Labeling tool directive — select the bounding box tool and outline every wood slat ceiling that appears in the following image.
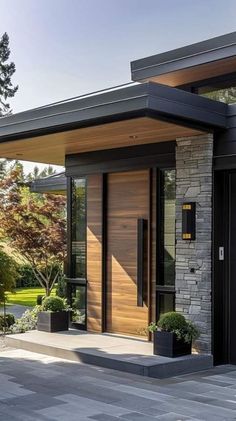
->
[0,116,204,165]
[145,56,236,87]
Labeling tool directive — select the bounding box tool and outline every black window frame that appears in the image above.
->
[66,175,87,330]
[156,168,176,321]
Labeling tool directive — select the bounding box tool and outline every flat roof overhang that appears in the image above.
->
[30,172,66,195]
[0,82,227,165]
[131,32,236,87]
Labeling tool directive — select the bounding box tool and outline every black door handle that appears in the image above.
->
[137,218,147,307]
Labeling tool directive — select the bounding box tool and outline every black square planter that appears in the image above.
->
[153,331,192,357]
[37,311,69,332]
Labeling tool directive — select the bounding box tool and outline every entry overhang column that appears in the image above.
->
[175,133,213,354]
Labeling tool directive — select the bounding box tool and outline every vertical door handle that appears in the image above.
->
[137,218,147,307]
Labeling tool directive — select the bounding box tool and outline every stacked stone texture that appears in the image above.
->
[175,134,213,354]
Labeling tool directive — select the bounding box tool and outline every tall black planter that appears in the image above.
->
[37,311,69,332]
[153,331,191,357]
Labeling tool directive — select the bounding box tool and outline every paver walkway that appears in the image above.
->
[0,348,236,420]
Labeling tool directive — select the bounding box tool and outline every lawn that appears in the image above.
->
[6,287,56,307]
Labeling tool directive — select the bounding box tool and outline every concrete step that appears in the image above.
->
[7,330,213,379]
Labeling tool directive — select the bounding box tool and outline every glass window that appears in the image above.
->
[156,169,176,320]
[71,178,86,279]
[162,170,176,286]
[70,284,86,326]
[157,292,175,317]
[199,86,236,104]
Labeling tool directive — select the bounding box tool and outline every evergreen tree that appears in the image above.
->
[26,165,56,181]
[0,32,18,116]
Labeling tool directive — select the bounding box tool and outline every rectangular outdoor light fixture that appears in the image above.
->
[182,202,196,240]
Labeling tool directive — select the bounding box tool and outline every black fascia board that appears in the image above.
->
[146,82,227,129]
[131,32,236,82]
[0,82,227,145]
[0,83,149,141]
[226,103,236,118]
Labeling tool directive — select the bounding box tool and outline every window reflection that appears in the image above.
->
[157,169,176,319]
[199,86,236,104]
[71,178,86,278]
[70,284,86,326]
[158,292,175,316]
[163,170,176,286]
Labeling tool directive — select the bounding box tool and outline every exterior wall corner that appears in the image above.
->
[175,133,213,354]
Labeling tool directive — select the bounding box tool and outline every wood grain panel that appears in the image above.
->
[87,174,103,332]
[146,56,236,87]
[0,117,203,165]
[107,170,149,337]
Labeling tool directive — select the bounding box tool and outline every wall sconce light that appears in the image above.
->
[182,202,196,240]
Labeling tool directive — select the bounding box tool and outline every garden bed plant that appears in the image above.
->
[0,313,15,333]
[10,306,41,334]
[37,296,70,332]
[148,312,199,357]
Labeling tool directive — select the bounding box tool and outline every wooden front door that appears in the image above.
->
[106,170,150,336]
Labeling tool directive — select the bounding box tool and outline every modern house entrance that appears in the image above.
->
[66,153,178,338]
[2,31,236,365]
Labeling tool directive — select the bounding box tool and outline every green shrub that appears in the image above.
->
[56,274,66,298]
[42,296,66,312]
[148,311,200,344]
[158,312,187,332]
[0,313,15,330]
[5,313,15,327]
[183,319,200,344]
[0,250,19,301]
[10,306,41,334]
[17,264,39,288]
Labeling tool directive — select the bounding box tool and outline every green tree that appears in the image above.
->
[0,32,18,116]
[26,165,56,181]
[0,166,66,296]
[0,249,18,301]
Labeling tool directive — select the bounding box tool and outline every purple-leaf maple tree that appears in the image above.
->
[0,166,66,296]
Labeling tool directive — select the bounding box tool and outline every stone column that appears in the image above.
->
[175,134,213,354]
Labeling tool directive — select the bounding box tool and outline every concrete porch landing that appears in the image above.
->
[7,329,213,378]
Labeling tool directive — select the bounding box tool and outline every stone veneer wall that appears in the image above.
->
[175,134,213,354]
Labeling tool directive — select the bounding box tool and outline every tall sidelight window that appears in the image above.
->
[70,284,86,327]
[68,177,87,329]
[71,178,86,279]
[156,169,176,319]
[163,170,176,286]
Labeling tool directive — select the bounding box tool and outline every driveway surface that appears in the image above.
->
[0,304,30,319]
[1,348,236,420]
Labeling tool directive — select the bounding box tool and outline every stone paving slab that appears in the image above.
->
[7,329,213,378]
[0,349,236,420]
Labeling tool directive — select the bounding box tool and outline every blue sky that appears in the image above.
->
[1,0,236,172]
